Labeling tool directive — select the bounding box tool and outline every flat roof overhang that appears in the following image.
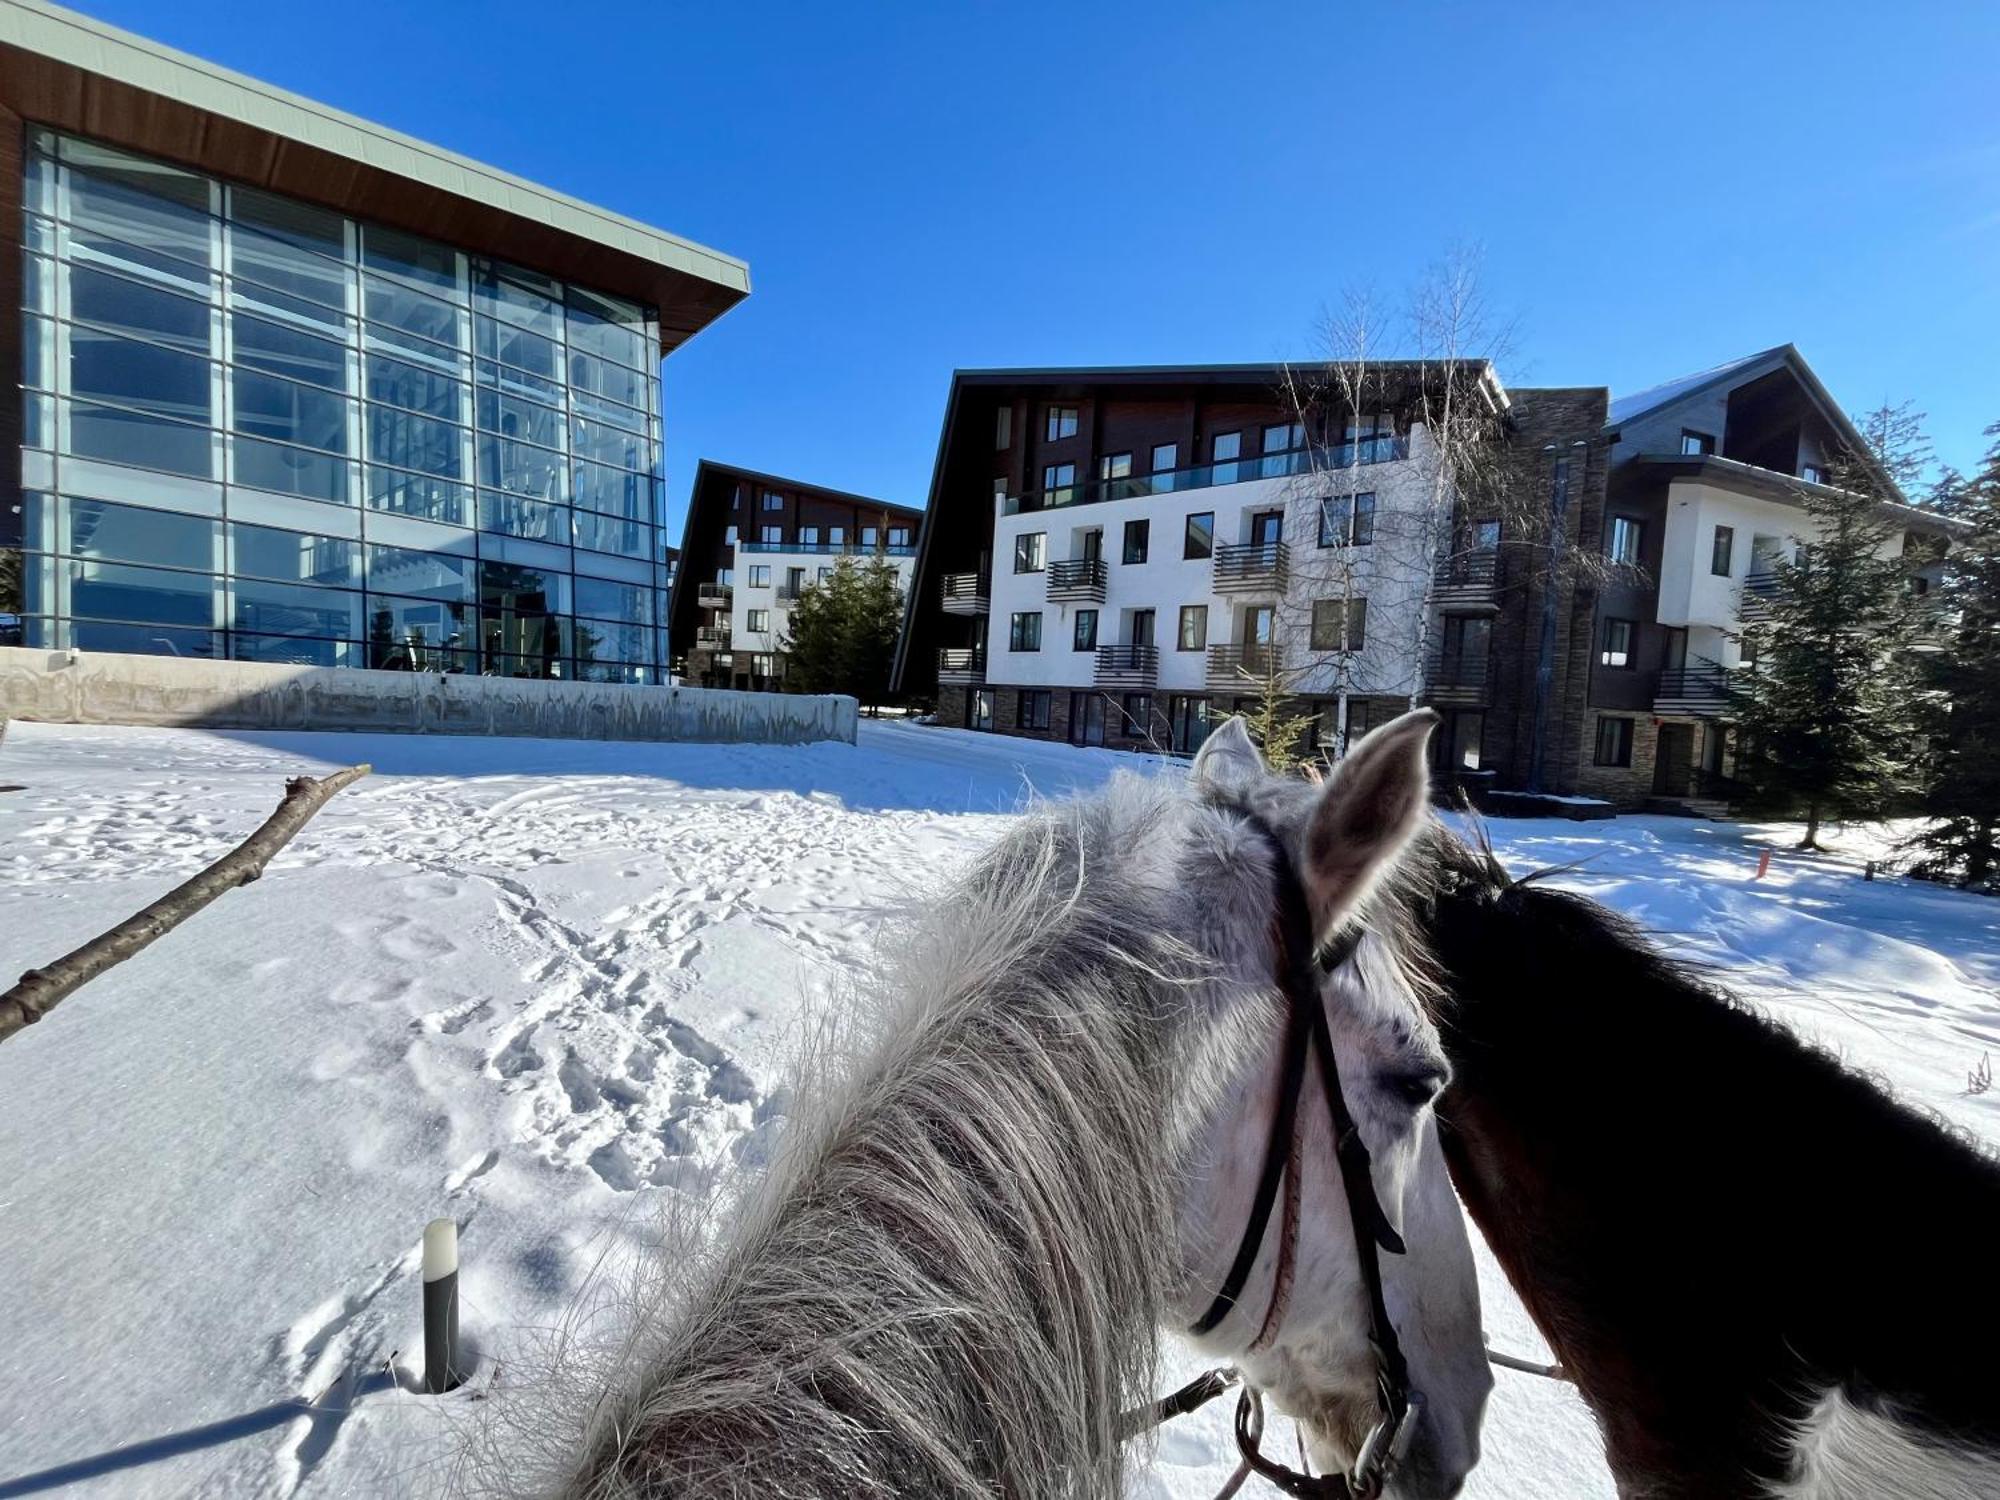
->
[0,0,750,354]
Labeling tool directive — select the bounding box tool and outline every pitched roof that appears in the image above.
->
[1604,346,1791,428]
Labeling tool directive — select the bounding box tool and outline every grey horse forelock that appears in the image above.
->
[547,773,1228,1500]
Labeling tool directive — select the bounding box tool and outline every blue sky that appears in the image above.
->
[69,0,2000,536]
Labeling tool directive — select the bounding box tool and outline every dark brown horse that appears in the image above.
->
[1418,830,2000,1498]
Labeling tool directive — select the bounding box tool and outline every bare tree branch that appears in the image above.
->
[0,764,372,1043]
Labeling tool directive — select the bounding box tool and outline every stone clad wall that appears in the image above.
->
[0,648,856,746]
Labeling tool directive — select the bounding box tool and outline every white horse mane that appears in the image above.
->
[542,771,1229,1499]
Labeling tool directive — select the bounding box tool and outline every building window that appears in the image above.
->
[760,525,782,544]
[1019,688,1052,730]
[731,486,742,511]
[1711,524,1734,577]
[1343,699,1371,752]
[1121,693,1153,738]
[1600,617,1634,668]
[1130,608,1155,647]
[993,477,1010,509]
[762,491,784,510]
[1594,716,1635,767]
[858,526,877,549]
[1010,611,1042,651]
[1123,519,1150,565]
[996,407,1012,449]
[1801,463,1823,485]
[818,566,833,582]
[747,609,769,632]
[1179,604,1208,651]
[747,565,771,588]
[1099,452,1132,481]
[799,525,821,546]
[972,690,995,731]
[1014,531,1047,573]
[1153,442,1179,474]
[1319,492,1376,547]
[1046,406,1079,441]
[1184,512,1215,559]
[1074,609,1099,651]
[1264,421,1304,455]
[1450,711,1484,772]
[1070,690,1106,746]
[888,526,911,548]
[725,525,739,545]
[1608,516,1643,565]
[1043,462,1077,502]
[1212,431,1241,480]
[1472,518,1501,548]
[1680,429,1716,457]
[1311,597,1368,651]
[827,526,845,547]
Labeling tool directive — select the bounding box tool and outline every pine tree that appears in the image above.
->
[1239,654,1317,772]
[1905,426,2000,890]
[1731,455,1926,849]
[780,553,905,710]
[1851,399,1936,495]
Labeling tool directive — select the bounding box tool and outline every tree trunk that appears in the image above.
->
[1798,802,1822,851]
[0,764,371,1043]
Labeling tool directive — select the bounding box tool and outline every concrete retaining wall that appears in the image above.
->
[0,648,857,746]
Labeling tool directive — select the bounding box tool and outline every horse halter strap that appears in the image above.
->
[1188,807,1419,1500]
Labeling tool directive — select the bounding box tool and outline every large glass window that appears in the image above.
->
[20,129,666,683]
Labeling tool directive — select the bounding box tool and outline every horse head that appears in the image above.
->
[1163,710,1490,1498]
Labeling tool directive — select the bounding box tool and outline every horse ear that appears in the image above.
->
[1191,715,1266,795]
[1302,708,1438,935]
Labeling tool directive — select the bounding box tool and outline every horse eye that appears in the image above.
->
[1385,1067,1448,1111]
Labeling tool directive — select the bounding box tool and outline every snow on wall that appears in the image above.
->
[0,647,857,746]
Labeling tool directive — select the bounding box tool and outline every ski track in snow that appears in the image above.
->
[1,720,1996,1499]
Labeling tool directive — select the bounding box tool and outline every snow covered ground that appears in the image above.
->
[1,719,1995,1498]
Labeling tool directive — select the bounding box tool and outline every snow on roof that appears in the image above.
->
[1605,346,1790,428]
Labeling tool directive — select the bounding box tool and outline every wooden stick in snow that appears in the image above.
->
[0,763,371,1044]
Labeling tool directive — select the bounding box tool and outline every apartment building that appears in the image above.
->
[1,0,746,686]
[893,350,1948,809]
[668,460,921,690]
[894,364,1526,759]
[1575,345,1947,805]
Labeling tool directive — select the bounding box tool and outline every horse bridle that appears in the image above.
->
[1149,806,1422,1500]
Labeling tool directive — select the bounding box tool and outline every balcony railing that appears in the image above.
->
[1206,642,1282,690]
[776,584,805,602]
[738,541,917,556]
[1424,652,1490,704]
[1654,661,1735,715]
[1433,548,1499,611]
[1095,644,1159,688]
[1001,436,1409,516]
[1740,571,1780,622]
[937,647,986,685]
[941,572,990,614]
[1047,557,1108,603]
[695,625,732,648]
[696,584,732,609]
[1213,540,1290,593]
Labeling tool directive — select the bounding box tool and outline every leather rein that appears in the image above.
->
[1139,809,1422,1500]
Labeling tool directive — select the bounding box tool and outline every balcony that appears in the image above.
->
[738,540,917,556]
[1654,661,1735,716]
[937,647,986,685]
[1047,558,1108,603]
[1424,652,1490,706]
[1206,642,1282,692]
[776,584,805,603]
[1000,436,1409,516]
[697,583,732,610]
[941,572,990,615]
[1213,541,1289,595]
[695,625,732,649]
[1095,644,1159,689]
[1740,572,1780,623]
[1433,548,1499,612]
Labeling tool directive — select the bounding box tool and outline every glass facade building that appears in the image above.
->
[9,130,672,682]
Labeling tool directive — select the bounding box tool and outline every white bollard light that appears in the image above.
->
[423,1217,462,1394]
